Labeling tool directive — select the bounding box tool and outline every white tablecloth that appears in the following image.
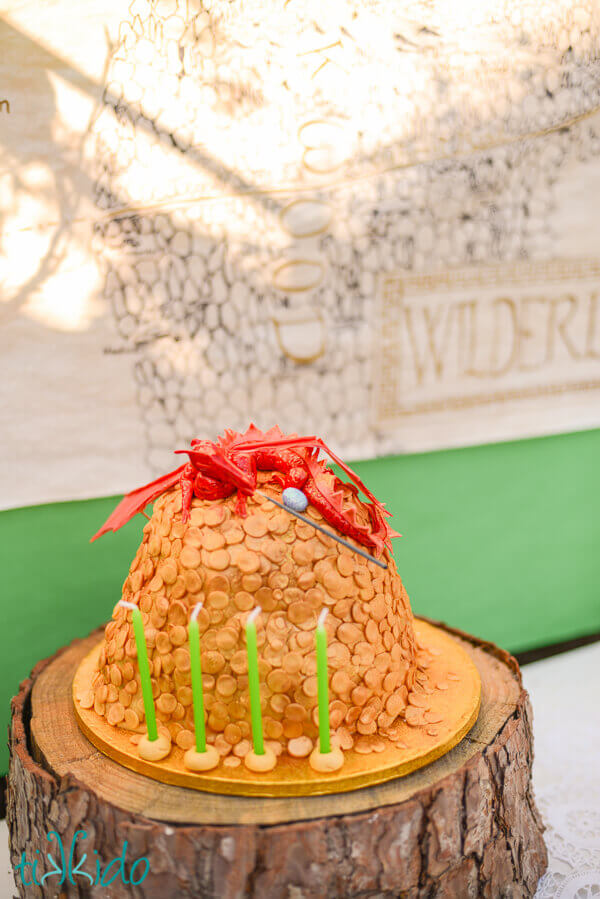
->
[1,642,598,897]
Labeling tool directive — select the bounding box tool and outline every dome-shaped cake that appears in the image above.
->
[83,427,436,766]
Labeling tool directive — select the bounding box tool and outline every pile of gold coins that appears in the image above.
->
[85,481,437,766]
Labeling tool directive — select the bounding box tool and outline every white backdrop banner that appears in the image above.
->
[2,0,600,509]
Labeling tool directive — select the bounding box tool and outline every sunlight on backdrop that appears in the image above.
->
[2,0,600,507]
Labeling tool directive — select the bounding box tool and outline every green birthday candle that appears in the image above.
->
[245,606,264,755]
[315,608,331,754]
[120,600,158,742]
[188,602,207,753]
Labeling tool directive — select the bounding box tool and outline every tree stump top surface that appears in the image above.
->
[29,619,518,826]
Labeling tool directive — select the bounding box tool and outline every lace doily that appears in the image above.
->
[527,646,600,899]
[536,788,600,898]
[536,870,600,899]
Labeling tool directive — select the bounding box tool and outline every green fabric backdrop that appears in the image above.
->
[2,428,599,775]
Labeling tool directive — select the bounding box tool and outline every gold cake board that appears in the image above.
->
[72,619,481,797]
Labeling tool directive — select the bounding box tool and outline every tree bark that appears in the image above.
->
[7,621,548,898]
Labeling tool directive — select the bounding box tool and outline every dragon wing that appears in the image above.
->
[231,433,384,509]
[231,431,400,547]
[90,465,186,542]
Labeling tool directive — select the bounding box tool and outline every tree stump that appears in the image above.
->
[7,621,548,898]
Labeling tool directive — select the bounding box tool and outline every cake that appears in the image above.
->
[75,425,480,789]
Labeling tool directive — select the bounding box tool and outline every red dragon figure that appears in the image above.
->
[92,425,400,555]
